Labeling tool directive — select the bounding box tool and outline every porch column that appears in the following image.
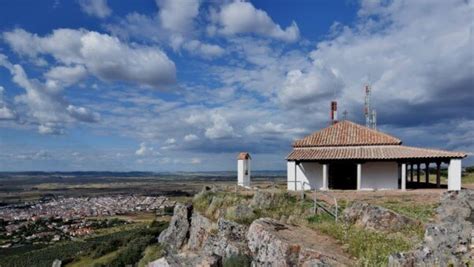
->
[416,163,421,184]
[410,163,414,182]
[448,159,462,191]
[425,163,430,185]
[321,164,328,190]
[357,163,362,190]
[436,162,441,188]
[401,163,406,191]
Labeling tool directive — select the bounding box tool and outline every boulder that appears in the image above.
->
[203,218,250,259]
[388,190,474,266]
[343,202,419,232]
[247,218,352,266]
[148,253,221,267]
[188,212,217,251]
[158,203,193,250]
[250,190,280,209]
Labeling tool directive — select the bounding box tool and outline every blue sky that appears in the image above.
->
[0,0,472,171]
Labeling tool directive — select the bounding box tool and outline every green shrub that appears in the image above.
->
[223,254,252,267]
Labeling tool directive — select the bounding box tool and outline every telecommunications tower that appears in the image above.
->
[364,84,377,129]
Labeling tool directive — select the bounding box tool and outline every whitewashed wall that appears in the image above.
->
[287,162,323,190]
[361,162,398,190]
[237,159,250,187]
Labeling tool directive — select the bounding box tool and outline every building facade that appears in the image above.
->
[286,121,466,191]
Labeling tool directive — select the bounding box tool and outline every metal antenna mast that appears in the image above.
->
[364,84,377,129]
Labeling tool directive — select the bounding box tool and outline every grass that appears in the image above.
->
[66,248,123,267]
[306,214,418,266]
[379,200,437,223]
[137,244,165,267]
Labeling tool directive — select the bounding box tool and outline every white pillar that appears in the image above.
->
[448,159,462,191]
[357,163,362,190]
[401,163,406,191]
[321,164,328,190]
[287,161,296,191]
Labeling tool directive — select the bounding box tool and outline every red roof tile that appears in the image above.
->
[237,152,251,160]
[286,145,467,161]
[293,120,401,147]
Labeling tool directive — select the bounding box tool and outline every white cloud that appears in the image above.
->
[165,138,176,144]
[245,122,305,136]
[182,40,225,58]
[66,105,100,122]
[205,113,234,139]
[0,54,98,134]
[135,142,158,156]
[184,134,199,142]
[279,63,344,107]
[157,0,200,33]
[45,65,87,88]
[78,0,112,19]
[3,28,176,89]
[217,1,300,42]
[0,86,16,120]
[190,157,202,164]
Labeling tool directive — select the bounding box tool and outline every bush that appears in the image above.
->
[223,254,252,267]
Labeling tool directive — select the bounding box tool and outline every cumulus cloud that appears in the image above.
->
[0,86,16,120]
[157,0,200,33]
[3,28,176,89]
[279,63,344,107]
[0,54,99,134]
[245,122,306,136]
[216,1,300,42]
[135,142,158,156]
[182,40,225,58]
[205,113,235,139]
[184,134,199,142]
[304,0,474,127]
[45,65,87,88]
[78,0,112,18]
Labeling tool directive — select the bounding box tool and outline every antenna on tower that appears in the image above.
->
[364,84,377,129]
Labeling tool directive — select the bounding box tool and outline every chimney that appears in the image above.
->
[330,101,338,124]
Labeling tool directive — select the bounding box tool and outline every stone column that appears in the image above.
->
[425,163,430,185]
[436,162,441,188]
[416,163,421,184]
[401,163,406,191]
[321,164,328,190]
[357,163,362,190]
[448,159,462,191]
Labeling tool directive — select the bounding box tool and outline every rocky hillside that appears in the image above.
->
[149,187,474,267]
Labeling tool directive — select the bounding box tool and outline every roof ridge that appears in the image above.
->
[293,120,402,147]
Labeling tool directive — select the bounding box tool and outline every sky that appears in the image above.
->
[0,0,472,172]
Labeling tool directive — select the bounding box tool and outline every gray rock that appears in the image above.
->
[203,218,250,259]
[247,218,351,266]
[388,190,474,266]
[149,253,221,267]
[51,259,62,267]
[158,203,193,250]
[250,190,280,209]
[343,202,419,232]
[188,212,216,251]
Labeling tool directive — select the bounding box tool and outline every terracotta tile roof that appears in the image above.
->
[286,145,467,161]
[293,120,402,147]
[237,152,251,160]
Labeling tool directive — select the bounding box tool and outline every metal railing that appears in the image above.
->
[286,181,339,222]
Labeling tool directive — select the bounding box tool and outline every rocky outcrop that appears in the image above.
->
[247,218,352,266]
[203,218,249,258]
[158,203,193,250]
[343,202,419,232]
[251,190,281,209]
[187,212,217,251]
[148,253,221,267]
[389,190,474,266]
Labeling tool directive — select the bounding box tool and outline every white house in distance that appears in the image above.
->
[237,152,251,187]
[286,120,467,191]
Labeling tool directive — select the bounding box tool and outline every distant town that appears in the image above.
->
[0,196,176,248]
